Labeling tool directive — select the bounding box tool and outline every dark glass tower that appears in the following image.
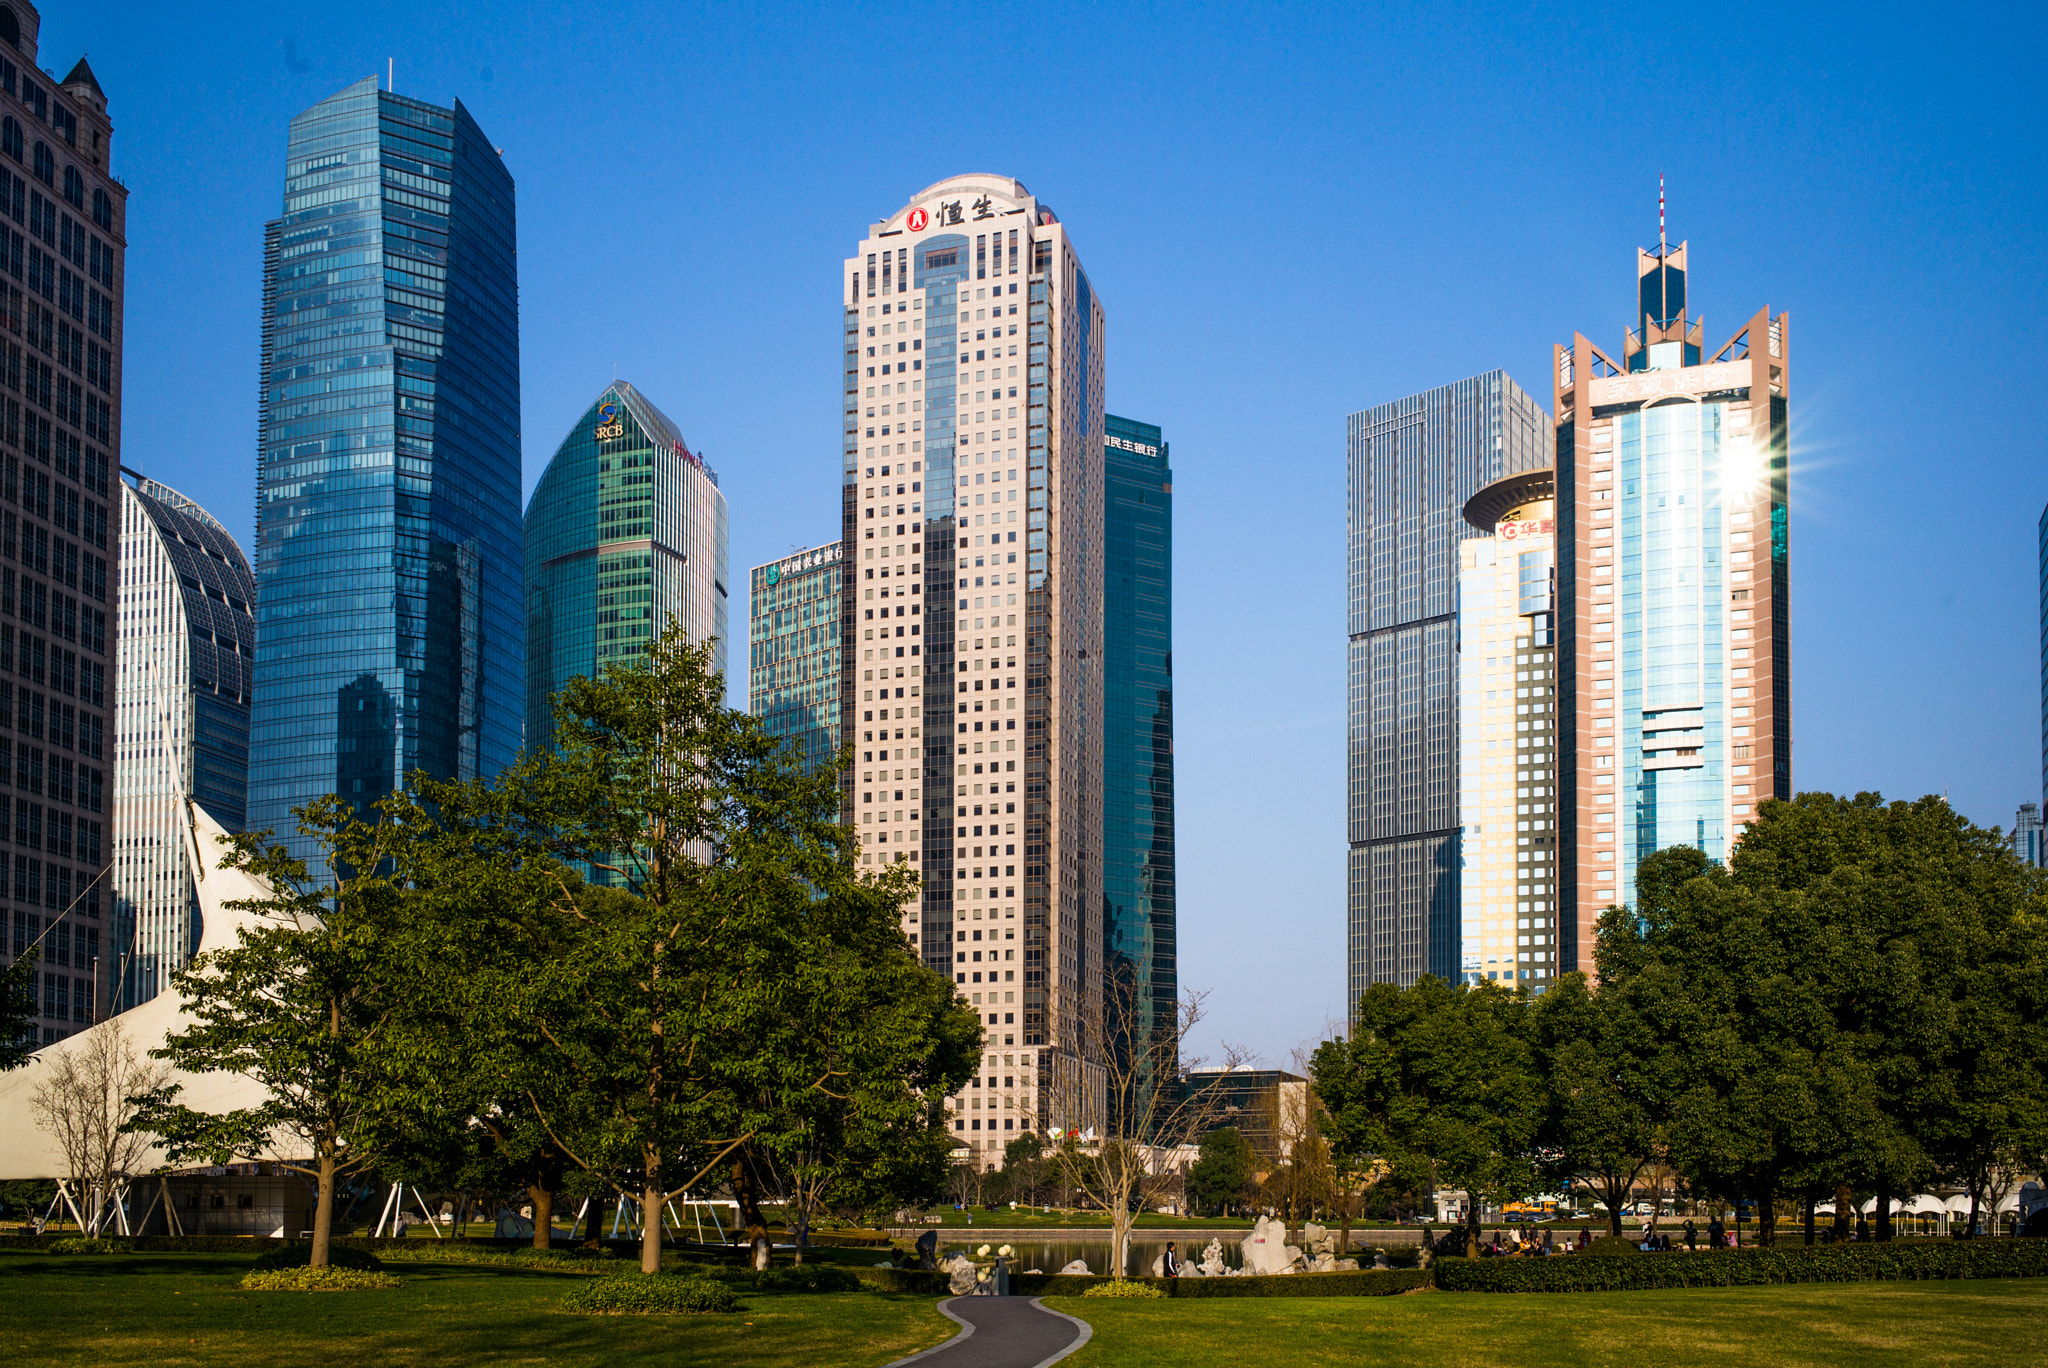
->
[1102,413,1174,1113]
[248,77,521,857]
[1346,373,1549,1006]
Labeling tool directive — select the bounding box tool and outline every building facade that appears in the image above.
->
[111,474,252,1009]
[1345,373,1549,1007]
[525,381,727,757]
[749,541,842,774]
[2013,803,2044,869]
[1456,470,1558,986]
[248,76,521,860]
[1555,237,1791,964]
[843,174,1105,1160]
[1101,413,1174,1099]
[0,6,122,1047]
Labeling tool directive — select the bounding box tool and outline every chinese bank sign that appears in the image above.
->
[1105,434,1160,458]
[763,544,844,587]
[1496,499,1556,542]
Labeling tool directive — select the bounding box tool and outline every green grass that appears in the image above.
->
[1053,1279,2048,1366]
[0,1251,952,1367]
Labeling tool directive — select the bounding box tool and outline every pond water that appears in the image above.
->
[935,1235,1247,1276]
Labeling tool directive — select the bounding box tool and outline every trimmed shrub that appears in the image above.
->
[854,1268,952,1295]
[563,1273,743,1315]
[45,1237,118,1255]
[250,1243,384,1273]
[752,1263,862,1293]
[1020,1269,1432,1299]
[1082,1279,1166,1297]
[1586,1236,1641,1256]
[378,1245,613,1272]
[239,1266,401,1291]
[1434,1240,2048,1293]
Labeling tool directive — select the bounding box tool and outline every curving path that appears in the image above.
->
[885,1295,1092,1368]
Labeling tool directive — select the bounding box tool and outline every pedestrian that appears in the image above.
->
[1162,1241,1180,1279]
[1707,1214,1724,1249]
[1855,1214,1868,1243]
[1540,1229,1555,1257]
[1684,1219,1697,1251]
[1579,1225,1592,1251]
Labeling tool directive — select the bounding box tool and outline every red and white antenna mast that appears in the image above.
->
[1659,172,1667,255]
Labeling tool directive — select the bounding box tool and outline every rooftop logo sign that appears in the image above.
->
[594,399,624,441]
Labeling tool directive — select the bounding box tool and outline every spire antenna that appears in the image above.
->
[1659,171,1666,255]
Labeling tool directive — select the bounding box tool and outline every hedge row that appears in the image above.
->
[1014,1268,1432,1299]
[1434,1240,2048,1293]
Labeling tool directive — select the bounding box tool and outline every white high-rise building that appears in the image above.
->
[112,474,255,1008]
[843,175,1105,1161]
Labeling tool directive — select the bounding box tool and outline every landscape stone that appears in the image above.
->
[1058,1258,1091,1275]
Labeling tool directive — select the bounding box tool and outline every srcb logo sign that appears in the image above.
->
[594,399,624,441]
[907,207,929,232]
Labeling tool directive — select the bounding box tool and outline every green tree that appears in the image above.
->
[425,625,966,1273]
[1528,964,1675,1237]
[0,956,37,1071]
[1187,1126,1253,1215]
[129,799,442,1268]
[1312,975,1543,1252]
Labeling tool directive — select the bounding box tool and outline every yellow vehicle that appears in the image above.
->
[1501,1200,1558,1223]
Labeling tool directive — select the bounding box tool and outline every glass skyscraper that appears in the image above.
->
[525,381,728,758]
[1554,236,1791,961]
[112,475,252,1009]
[1346,373,1548,1007]
[248,77,521,857]
[749,541,842,774]
[1101,413,1173,1090]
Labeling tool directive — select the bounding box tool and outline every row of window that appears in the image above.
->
[1,686,103,756]
[0,638,102,707]
[0,794,103,854]
[0,567,106,652]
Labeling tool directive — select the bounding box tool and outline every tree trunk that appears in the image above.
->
[1466,1190,1482,1253]
[1875,1178,1894,1243]
[1965,1175,1982,1240]
[1833,1184,1853,1243]
[529,1184,553,1250]
[733,1156,771,1271]
[1606,1177,1625,1238]
[310,1144,337,1268]
[1112,1197,1131,1282]
[640,1181,663,1274]
[580,1193,605,1248]
[1803,1193,1816,1246]
[1338,1193,1352,1258]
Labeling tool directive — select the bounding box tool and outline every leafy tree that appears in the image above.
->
[1,955,36,1071]
[418,624,967,1273]
[1722,793,2048,1240]
[30,1018,170,1235]
[1312,975,1543,1252]
[1003,1132,1049,1207]
[1529,951,1677,1236]
[1187,1126,1253,1216]
[130,799,440,1268]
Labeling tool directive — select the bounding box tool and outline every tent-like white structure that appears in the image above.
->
[0,799,278,1180]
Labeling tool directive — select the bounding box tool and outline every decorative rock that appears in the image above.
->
[1198,1239,1228,1277]
[1240,1216,1298,1275]
[1372,1251,1391,1270]
[1335,1258,1360,1271]
[943,1253,979,1295]
[1058,1258,1092,1275]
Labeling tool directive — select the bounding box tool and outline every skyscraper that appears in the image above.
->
[844,175,1105,1157]
[1346,374,1549,1008]
[749,541,842,774]
[0,6,122,1046]
[248,77,520,858]
[1101,413,1173,1095]
[1555,234,1791,962]
[524,382,727,759]
[1456,471,1558,986]
[112,474,253,1009]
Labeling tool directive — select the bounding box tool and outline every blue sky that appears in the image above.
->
[58,0,2048,1063]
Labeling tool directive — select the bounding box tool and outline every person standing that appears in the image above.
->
[1707,1214,1724,1249]
[1684,1219,1697,1251]
[1162,1241,1180,1279]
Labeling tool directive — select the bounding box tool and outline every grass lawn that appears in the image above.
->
[0,1251,953,1367]
[1054,1279,2048,1366]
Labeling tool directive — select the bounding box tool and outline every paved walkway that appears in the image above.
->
[885,1296,1092,1368]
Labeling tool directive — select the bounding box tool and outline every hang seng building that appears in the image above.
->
[843,175,1106,1157]
[1554,238,1790,968]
